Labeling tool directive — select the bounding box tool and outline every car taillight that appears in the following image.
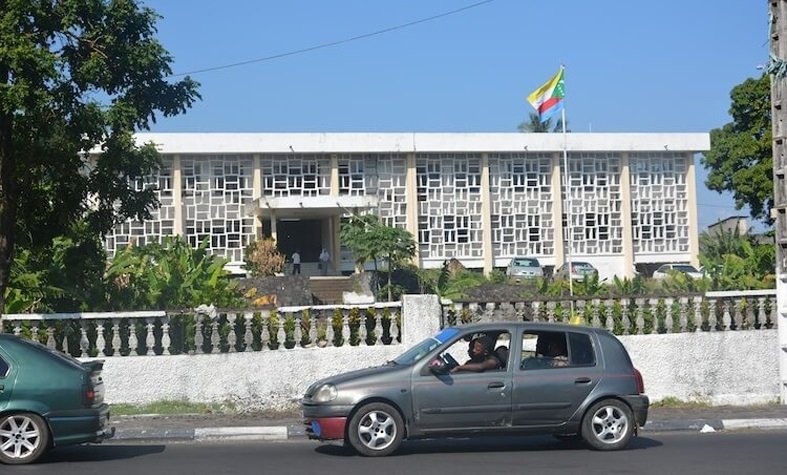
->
[84,386,96,406]
[633,368,645,394]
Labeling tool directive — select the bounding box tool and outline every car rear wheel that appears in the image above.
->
[0,413,50,465]
[581,399,634,451]
[347,402,404,457]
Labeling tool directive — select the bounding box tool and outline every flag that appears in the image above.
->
[527,67,565,122]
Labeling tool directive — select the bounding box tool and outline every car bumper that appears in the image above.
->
[47,403,114,447]
[621,395,649,427]
[301,402,353,441]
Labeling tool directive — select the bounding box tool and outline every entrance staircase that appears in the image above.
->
[309,276,354,304]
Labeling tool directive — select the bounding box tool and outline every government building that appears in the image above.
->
[104,133,710,279]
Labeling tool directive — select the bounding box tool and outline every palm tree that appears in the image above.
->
[518,112,568,133]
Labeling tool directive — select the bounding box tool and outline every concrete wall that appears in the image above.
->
[97,295,781,410]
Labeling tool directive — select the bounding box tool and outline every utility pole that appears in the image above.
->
[768,0,787,405]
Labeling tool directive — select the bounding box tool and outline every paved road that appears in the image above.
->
[24,430,787,474]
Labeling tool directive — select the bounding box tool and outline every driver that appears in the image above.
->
[450,336,502,373]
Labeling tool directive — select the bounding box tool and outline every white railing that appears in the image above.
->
[442,289,778,334]
[1,302,402,357]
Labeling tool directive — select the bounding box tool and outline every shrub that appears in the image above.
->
[244,238,285,276]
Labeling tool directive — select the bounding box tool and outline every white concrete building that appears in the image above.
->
[104,133,710,279]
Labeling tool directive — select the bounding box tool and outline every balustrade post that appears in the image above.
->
[145,318,156,356]
[358,312,367,346]
[757,297,767,329]
[678,297,689,332]
[621,299,631,335]
[227,313,237,353]
[194,314,204,354]
[545,301,555,323]
[325,313,335,347]
[243,312,254,352]
[708,298,718,331]
[79,322,90,357]
[340,311,350,347]
[390,309,401,343]
[293,311,304,348]
[96,321,106,356]
[664,298,674,333]
[308,313,318,347]
[590,299,601,328]
[277,315,286,350]
[46,327,56,350]
[693,296,703,332]
[161,317,171,356]
[112,320,121,356]
[605,299,615,332]
[209,318,220,353]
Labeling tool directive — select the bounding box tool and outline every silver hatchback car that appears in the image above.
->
[302,322,648,456]
[506,257,544,280]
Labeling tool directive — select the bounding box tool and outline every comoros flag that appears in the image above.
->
[527,67,565,122]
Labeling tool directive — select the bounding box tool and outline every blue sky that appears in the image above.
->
[144,0,768,230]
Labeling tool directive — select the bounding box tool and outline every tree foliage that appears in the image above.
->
[104,236,243,310]
[244,238,285,276]
[518,112,568,133]
[701,74,772,223]
[340,214,416,301]
[0,0,200,316]
[699,227,775,290]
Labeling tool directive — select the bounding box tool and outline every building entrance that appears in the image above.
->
[276,219,322,262]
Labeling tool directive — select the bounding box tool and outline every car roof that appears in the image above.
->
[449,321,606,335]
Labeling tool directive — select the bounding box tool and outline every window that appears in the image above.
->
[0,355,8,377]
[520,331,596,369]
[433,330,511,373]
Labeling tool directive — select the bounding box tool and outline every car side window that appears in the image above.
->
[520,331,569,370]
[568,332,596,366]
[0,354,8,378]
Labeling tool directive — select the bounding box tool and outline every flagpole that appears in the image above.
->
[561,105,575,316]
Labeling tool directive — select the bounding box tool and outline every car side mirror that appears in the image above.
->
[428,359,449,375]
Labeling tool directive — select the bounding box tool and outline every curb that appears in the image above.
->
[643,418,787,433]
[112,418,787,442]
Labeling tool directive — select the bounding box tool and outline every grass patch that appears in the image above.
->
[111,399,237,416]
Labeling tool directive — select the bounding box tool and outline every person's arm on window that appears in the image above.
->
[450,356,499,373]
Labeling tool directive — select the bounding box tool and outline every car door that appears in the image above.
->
[0,345,15,410]
[512,330,601,427]
[410,331,512,431]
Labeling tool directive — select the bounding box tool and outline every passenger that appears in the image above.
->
[450,336,502,373]
[544,336,569,367]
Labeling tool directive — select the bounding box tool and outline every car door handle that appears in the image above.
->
[575,377,592,384]
[488,382,505,389]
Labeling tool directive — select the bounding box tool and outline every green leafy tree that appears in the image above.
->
[518,112,568,133]
[0,1,200,321]
[701,74,772,223]
[699,227,775,290]
[104,236,242,310]
[340,214,416,301]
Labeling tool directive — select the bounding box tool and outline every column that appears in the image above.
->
[620,153,635,278]
[330,154,339,196]
[172,154,183,236]
[550,152,565,267]
[685,152,700,268]
[481,153,493,275]
[270,211,278,242]
[252,154,263,239]
[330,154,340,269]
[405,152,420,265]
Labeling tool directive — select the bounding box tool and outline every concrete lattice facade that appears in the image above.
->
[104,133,709,279]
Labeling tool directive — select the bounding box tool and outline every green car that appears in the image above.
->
[0,334,114,465]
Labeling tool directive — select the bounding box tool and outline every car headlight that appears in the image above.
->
[312,384,338,403]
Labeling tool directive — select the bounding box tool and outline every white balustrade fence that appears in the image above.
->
[1,303,402,357]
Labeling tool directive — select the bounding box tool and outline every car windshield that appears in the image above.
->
[574,262,593,269]
[392,328,458,365]
[674,265,700,273]
[513,258,539,267]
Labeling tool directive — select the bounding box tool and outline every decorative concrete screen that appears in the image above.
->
[489,152,554,257]
[104,158,175,256]
[261,154,331,197]
[337,154,368,196]
[416,153,484,260]
[563,152,624,254]
[629,152,690,254]
[373,154,408,229]
[182,155,255,264]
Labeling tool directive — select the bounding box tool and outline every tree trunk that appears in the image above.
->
[0,65,17,328]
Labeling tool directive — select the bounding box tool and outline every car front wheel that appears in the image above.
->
[347,402,404,457]
[0,413,50,465]
[581,399,634,451]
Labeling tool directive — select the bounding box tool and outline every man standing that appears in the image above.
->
[319,248,330,276]
[292,250,301,275]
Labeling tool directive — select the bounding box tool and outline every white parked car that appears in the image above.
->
[651,263,704,280]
